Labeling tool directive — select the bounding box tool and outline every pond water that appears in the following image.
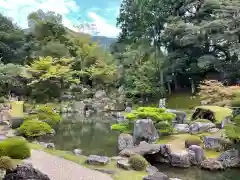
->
[41,114,240,180]
[41,114,120,156]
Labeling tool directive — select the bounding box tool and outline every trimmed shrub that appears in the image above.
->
[36,105,61,127]
[129,154,148,171]
[0,156,16,170]
[18,120,52,137]
[111,123,130,133]
[0,137,31,159]
[185,136,202,148]
[126,107,176,122]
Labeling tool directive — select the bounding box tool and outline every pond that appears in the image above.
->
[154,164,240,180]
[41,114,120,156]
[41,114,240,180]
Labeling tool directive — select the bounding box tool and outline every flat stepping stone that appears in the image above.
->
[86,155,110,165]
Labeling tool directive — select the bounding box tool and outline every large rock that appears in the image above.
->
[120,141,162,157]
[170,151,191,168]
[174,124,190,133]
[143,172,169,180]
[203,136,222,150]
[118,133,134,151]
[201,159,224,171]
[146,166,159,175]
[94,90,107,99]
[133,119,159,144]
[86,155,109,165]
[188,145,205,165]
[4,163,50,180]
[189,122,215,134]
[166,109,187,124]
[218,149,240,168]
[117,159,131,170]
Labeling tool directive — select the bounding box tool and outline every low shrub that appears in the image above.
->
[111,123,130,133]
[155,121,170,129]
[0,156,16,170]
[36,105,61,127]
[185,136,202,148]
[129,154,148,171]
[126,107,176,122]
[0,137,30,159]
[18,120,52,137]
[231,98,240,107]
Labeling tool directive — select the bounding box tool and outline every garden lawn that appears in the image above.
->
[29,143,147,180]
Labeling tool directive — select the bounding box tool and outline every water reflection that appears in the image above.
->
[43,114,120,156]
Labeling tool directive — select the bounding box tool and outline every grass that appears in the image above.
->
[30,143,147,180]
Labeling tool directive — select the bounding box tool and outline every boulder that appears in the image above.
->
[133,119,159,144]
[208,128,219,133]
[146,166,159,175]
[118,133,134,151]
[94,90,107,99]
[117,159,131,170]
[120,142,162,157]
[201,159,224,171]
[170,151,191,168]
[188,145,205,165]
[46,143,55,149]
[73,149,82,156]
[169,178,182,180]
[0,169,6,179]
[189,122,215,134]
[86,155,109,165]
[174,124,190,133]
[143,172,169,180]
[125,107,132,112]
[203,136,222,150]
[166,109,187,124]
[0,134,7,141]
[218,149,240,168]
[4,163,50,180]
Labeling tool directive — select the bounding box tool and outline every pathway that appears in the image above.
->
[24,150,113,180]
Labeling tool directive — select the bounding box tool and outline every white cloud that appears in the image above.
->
[0,0,120,37]
[87,11,120,38]
[0,0,79,30]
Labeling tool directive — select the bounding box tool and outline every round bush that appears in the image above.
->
[111,123,130,133]
[0,137,30,159]
[37,105,61,127]
[18,120,52,137]
[129,154,148,171]
[185,136,202,148]
[0,156,16,170]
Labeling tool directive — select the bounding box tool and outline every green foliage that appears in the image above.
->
[0,137,31,159]
[36,105,61,127]
[126,107,176,122]
[185,136,202,148]
[231,98,240,107]
[0,156,16,170]
[225,124,240,141]
[18,120,52,137]
[111,123,130,133]
[129,154,148,171]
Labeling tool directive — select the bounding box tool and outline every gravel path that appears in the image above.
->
[24,150,113,180]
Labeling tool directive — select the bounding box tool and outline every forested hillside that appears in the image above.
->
[1,0,240,103]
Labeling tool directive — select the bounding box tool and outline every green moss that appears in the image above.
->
[0,137,30,159]
[18,120,52,137]
[194,106,232,122]
[0,156,16,170]
[231,98,240,107]
[185,136,202,148]
[205,150,222,158]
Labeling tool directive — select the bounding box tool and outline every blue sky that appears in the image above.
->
[0,0,121,37]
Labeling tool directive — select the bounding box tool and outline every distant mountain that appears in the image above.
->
[91,36,116,47]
